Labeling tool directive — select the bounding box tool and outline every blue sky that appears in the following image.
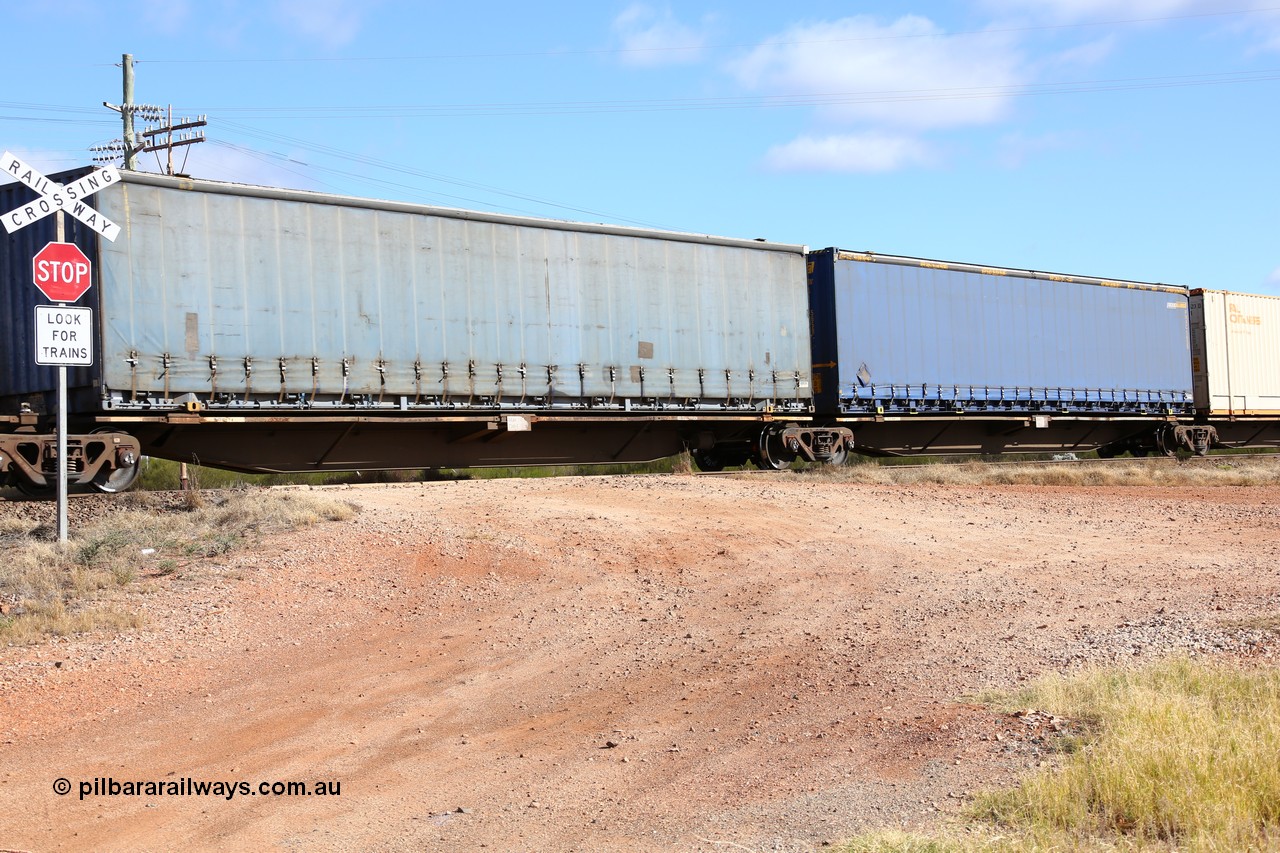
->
[3,1,1277,293]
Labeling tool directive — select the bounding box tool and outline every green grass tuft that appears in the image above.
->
[799,456,1280,488]
[975,658,1280,850]
[841,658,1280,853]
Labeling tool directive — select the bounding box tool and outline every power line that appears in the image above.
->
[127,6,1280,65]
[9,66,1277,126]
[210,140,633,222]
[0,101,102,115]
[184,68,1280,119]
[191,62,1278,229]
[0,116,116,126]
[213,123,681,230]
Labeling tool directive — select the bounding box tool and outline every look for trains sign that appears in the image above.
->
[1,151,120,241]
[34,305,92,366]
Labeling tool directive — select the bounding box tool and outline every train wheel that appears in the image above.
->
[691,450,726,473]
[92,459,140,493]
[90,429,141,493]
[753,430,796,471]
[823,442,849,467]
[14,479,55,499]
[1153,425,1180,458]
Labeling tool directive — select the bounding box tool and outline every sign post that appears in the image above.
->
[33,300,94,540]
[30,233,98,542]
[57,307,67,542]
[3,152,117,541]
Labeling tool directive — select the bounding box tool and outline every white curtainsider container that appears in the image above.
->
[1,170,836,481]
[1190,289,1280,416]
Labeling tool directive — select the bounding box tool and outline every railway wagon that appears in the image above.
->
[1190,289,1280,449]
[0,170,848,491]
[806,249,1213,457]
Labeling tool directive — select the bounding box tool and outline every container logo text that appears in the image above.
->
[1229,303,1262,326]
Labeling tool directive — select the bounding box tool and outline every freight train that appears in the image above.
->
[1,169,1277,493]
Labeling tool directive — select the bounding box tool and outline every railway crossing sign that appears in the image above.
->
[1,151,120,241]
[32,241,93,303]
[2,151,113,544]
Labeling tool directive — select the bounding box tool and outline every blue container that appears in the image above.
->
[808,249,1194,416]
[0,168,102,412]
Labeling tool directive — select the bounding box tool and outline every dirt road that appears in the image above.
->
[2,474,1277,851]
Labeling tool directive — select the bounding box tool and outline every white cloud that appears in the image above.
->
[273,0,371,49]
[1045,34,1117,68]
[1242,9,1280,54]
[2,144,323,193]
[1252,266,1280,296]
[982,1,1280,52]
[763,133,934,174]
[979,0,1211,23]
[613,4,708,67]
[0,148,85,183]
[137,0,191,35]
[178,145,324,191]
[732,15,1030,173]
[731,15,1025,130]
[729,5,1280,176]
[996,131,1080,168]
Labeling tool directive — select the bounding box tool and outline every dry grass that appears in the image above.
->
[670,450,695,476]
[840,829,1139,852]
[840,658,1280,853]
[798,457,1280,488]
[1218,614,1280,633]
[0,489,357,645]
[841,831,970,852]
[977,658,1280,850]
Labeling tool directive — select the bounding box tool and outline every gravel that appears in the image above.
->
[1,475,1277,852]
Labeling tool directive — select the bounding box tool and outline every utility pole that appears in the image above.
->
[139,107,208,176]
[97,54,167,170]
[122,53,137,169]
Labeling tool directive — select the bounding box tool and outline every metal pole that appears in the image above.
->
[122,53,136,170]
[167,105,174,176]
[54,212,68,543]
[57,364,68,543]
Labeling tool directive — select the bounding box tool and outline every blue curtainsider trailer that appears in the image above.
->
[807,248,1210,457]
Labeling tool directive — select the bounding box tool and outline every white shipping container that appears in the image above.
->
[1190,289,1280,415]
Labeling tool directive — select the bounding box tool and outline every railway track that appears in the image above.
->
[690,451,1280,475]
[3,452,1278,499]
[867,452,1280,472]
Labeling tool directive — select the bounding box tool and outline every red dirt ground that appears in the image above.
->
[1,474,1277,852]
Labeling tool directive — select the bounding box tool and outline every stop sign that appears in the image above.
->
[32,242,93,303]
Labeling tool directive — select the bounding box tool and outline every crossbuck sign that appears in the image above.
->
[1,151,120,242]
